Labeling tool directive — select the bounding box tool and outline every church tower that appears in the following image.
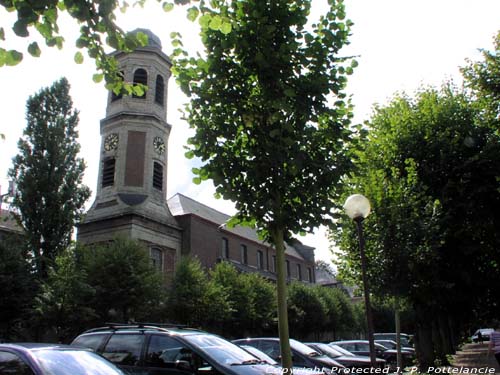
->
[78,29,181,274]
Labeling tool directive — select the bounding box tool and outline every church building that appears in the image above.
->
[77,29,317,284]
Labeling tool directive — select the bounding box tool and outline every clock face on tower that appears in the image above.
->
[104,133,119,151]
[153,136,165,155]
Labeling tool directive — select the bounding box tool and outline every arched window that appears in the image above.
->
[111,71,124,101]
[133,68,148,99]
[102,157,115,187]
[155,75,164,105]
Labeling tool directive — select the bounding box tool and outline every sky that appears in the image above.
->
[0,0,499,263]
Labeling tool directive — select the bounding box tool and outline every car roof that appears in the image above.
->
[79,324,205,337]
[0,343,87,351]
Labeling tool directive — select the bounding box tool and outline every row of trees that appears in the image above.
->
[331,32,500,368]
[1,233,365,343]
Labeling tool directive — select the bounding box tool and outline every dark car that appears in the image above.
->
[373,333,412,347]
[0,343,125,375]
[71,323,280,375]
[374,340,415,355]
[330,340,414,367]
[233,338,345,374]
[305,342,386,369]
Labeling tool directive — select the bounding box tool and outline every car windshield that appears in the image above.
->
[329,345,354,357]
[312,343,342,358]
[34,349,125,375]
[289,339,321,357]
[183,334,258,366]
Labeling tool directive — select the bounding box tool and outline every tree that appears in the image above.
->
[332,82,500,368]
[209,262,276,336]
[287,282,326,340]
[168,256,219,327]
[0,0,157,90]
[33,243,96,342]
[81,237,166,323]
[0,233,35,341]
[173,0,355,368]
[9,78,90,278]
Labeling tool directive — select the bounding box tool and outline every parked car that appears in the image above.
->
[471,329,494,342]
[233,337,345,374]
[239,344,325,375]
[373,333,412,347]
[72,323,280,375]
[330,340,414,367]
[0,343,125,375]
[374,339,415,354]
[305,342,386,369]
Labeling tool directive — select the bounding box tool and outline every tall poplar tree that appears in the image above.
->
[9,77,90,278]
[173,0,355,368]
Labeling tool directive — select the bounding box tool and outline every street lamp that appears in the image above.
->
[343,194,376,368]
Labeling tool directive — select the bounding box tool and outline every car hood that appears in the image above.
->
[337,355,385,364]
[226,364,324,375]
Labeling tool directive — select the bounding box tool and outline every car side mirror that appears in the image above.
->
[175,360,193,372]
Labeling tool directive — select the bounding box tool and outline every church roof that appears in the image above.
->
[167,193,307,260]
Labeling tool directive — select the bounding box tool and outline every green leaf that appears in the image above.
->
[0,28,5,41]
[209,15,222,31]
[199,14,211,28]
[136,31,149,46]
[13,20,29,37]
[162,2,174,12]
[27,42,41,57]
[74,51,84,64]
[92,73,104,83]
[193,177,202,185]
[5,50,23,66]
[187,7,199,22]
[220,21,232,35]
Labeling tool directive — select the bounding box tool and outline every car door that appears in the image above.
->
[101,333,145,374]
[144,334,215,375]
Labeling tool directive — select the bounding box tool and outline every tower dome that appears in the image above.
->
[131,28,162,49]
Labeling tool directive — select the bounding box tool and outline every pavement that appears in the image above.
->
[448,342,500,374]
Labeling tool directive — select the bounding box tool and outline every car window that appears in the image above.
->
[0,351,34,375]
[259,341,281,361]
[72,333,108,351]
[355,343,369,352]
[339,343,356,352]
[102,334,144,365]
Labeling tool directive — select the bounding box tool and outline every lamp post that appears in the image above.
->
[343,194,376,368]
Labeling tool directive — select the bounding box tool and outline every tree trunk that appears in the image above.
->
[271,228,292,372]
[415,307,434,371]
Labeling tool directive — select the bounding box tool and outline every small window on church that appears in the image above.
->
[155,75,164,105]
[111,71,124,102]
[153,162,163,190]
[150,248,163,272]
[133,68,148,99]
[102,157,115,187]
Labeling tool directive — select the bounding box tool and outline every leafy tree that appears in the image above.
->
[168,256,218,327]
[462,31,500,124]
[287,282,326,340]
[173,0,355,368]
[0,233,35,341]
[209,262,277,336]
[33,243,96,342]
[9,78,90,278]
[81,237,166,323]
[332,82,500,368]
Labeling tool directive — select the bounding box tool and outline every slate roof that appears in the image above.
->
[167,193,306,260]
[0,209,23,234]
